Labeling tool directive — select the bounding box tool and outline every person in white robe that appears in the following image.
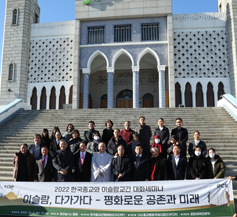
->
[91,142,113,182]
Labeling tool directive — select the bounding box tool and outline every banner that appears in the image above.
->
[0,179,234,217]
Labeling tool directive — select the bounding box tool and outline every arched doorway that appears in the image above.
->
[207,82,214,107]
[143,93,153,107]
[69,86,73,104]
[185,82,192,107]
[101,94,107,108]
[40,87,46,110]
[30,87,37,110]
[49,86,56,109]
[196,82,203,107]
[117,89,133,108]
[175,82,181,107]
[59,86,66,109]
[218,82,225,100]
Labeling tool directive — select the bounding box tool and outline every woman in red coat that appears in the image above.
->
[151,135,162,154]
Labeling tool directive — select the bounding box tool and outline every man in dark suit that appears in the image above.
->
[74,141,92,182]
[171,118,188,156]
[84,121,100,143]
[131,144,149,181]
[52,139,74,182]
[168,144,188,180]
[34,146,54,182]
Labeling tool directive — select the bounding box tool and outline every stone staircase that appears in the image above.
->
[0,107,237,193]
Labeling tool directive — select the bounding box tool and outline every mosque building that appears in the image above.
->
[0,0,234,109]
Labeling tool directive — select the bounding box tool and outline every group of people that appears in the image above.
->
[13,117,226,182]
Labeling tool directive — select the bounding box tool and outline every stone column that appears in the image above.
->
[158,65,166,108]
[56,89,60,110]
[107,67,114,109]
[214,84,218,107]
[46,90,50,110]
[192,85,196,107]
[132,66,139,108]
[181,85,185,106]
[203,86,207,107]
[82,68,90,109]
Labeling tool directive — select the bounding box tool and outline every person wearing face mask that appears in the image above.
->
[188,131,207,157]
[41,129,51,149]
[207,148,225,179]
[107,129,127,157]
[153,118,170,158]
[87,132,102,155]
[151,135,162,156]
[84,121,100,143]
[63,123,75,144]
[188,146,208,180]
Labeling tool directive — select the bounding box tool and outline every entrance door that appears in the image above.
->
[117,90,133,108]
[101,94,107,108]
[143,93,153,107]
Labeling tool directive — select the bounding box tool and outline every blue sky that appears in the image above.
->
[0,0,218,69]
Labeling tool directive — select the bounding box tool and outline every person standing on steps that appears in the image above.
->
[188,131,207,157]
[171,118,188,156]
[120,121,135,153]
[84,121,100,144]
[63,123,75,144]
[153,118,169,158]
[135,116,152,158]
[28,134,43,160]
[102,119,114,146]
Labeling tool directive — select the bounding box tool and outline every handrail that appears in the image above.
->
[0,99,24,115]
[222,94,237,109]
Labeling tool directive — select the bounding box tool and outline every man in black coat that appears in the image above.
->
[52,139,74,182]
[168,144,188,180]
[171,118,188,156]
[131,144,149,181]
[135,116,152,158]
[111,145,131,181]
[34,146,54,182]
[153,118,169,158]
[74,141,92,182]
[84,121,100,143]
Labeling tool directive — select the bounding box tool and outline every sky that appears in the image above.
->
[0,0,218,70]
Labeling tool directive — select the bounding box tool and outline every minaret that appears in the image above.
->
[0,0,40,104]
[218,0,237,97]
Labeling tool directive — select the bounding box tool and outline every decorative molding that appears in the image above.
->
[31,21,75,30]
[158,65,166,71]
[132,66,140,72]
[107,67,114,73]
[82,68,90,74]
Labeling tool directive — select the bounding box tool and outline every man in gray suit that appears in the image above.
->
[34,146,54,182]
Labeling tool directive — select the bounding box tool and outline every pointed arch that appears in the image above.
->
[175,82,181,107]
[59,86,66,109]
[185,82,192,107]
[87,50,109,70]
[137,47,160,67]
[207,82,214,107]
[30,87,37,110]
[112,49,134,68]
[49,86,56,109]
[40,87,46,110]
[196,82,203,107]
[218,82,225,100]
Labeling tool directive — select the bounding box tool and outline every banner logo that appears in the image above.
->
[83,0,100,5]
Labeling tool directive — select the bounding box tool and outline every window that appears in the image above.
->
[141,23,159,41]
[8,63,14,81]
[88,26,105,44]
[114,25,131,42]
[12,9,18,25]
[34,13,39,24]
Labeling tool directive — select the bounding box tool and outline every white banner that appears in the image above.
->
[0,179,234,217]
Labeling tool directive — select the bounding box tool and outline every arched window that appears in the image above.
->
[207,82,214,107]
[175,82,181,107]
[12,9,18,25]
[218,82,225,100]
[30,87,37,110]
[49,87,56,109]
[117,89,133,108]
[40,87,46,110]
[8,63,14,81]
[196,82,203,107]
[185,82,192,107]
[59,86,66,109]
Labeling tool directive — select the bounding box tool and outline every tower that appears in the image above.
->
[0,0,40,104]
[218,0,237,97]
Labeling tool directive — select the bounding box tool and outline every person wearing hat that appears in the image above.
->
[131,143,149,181]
